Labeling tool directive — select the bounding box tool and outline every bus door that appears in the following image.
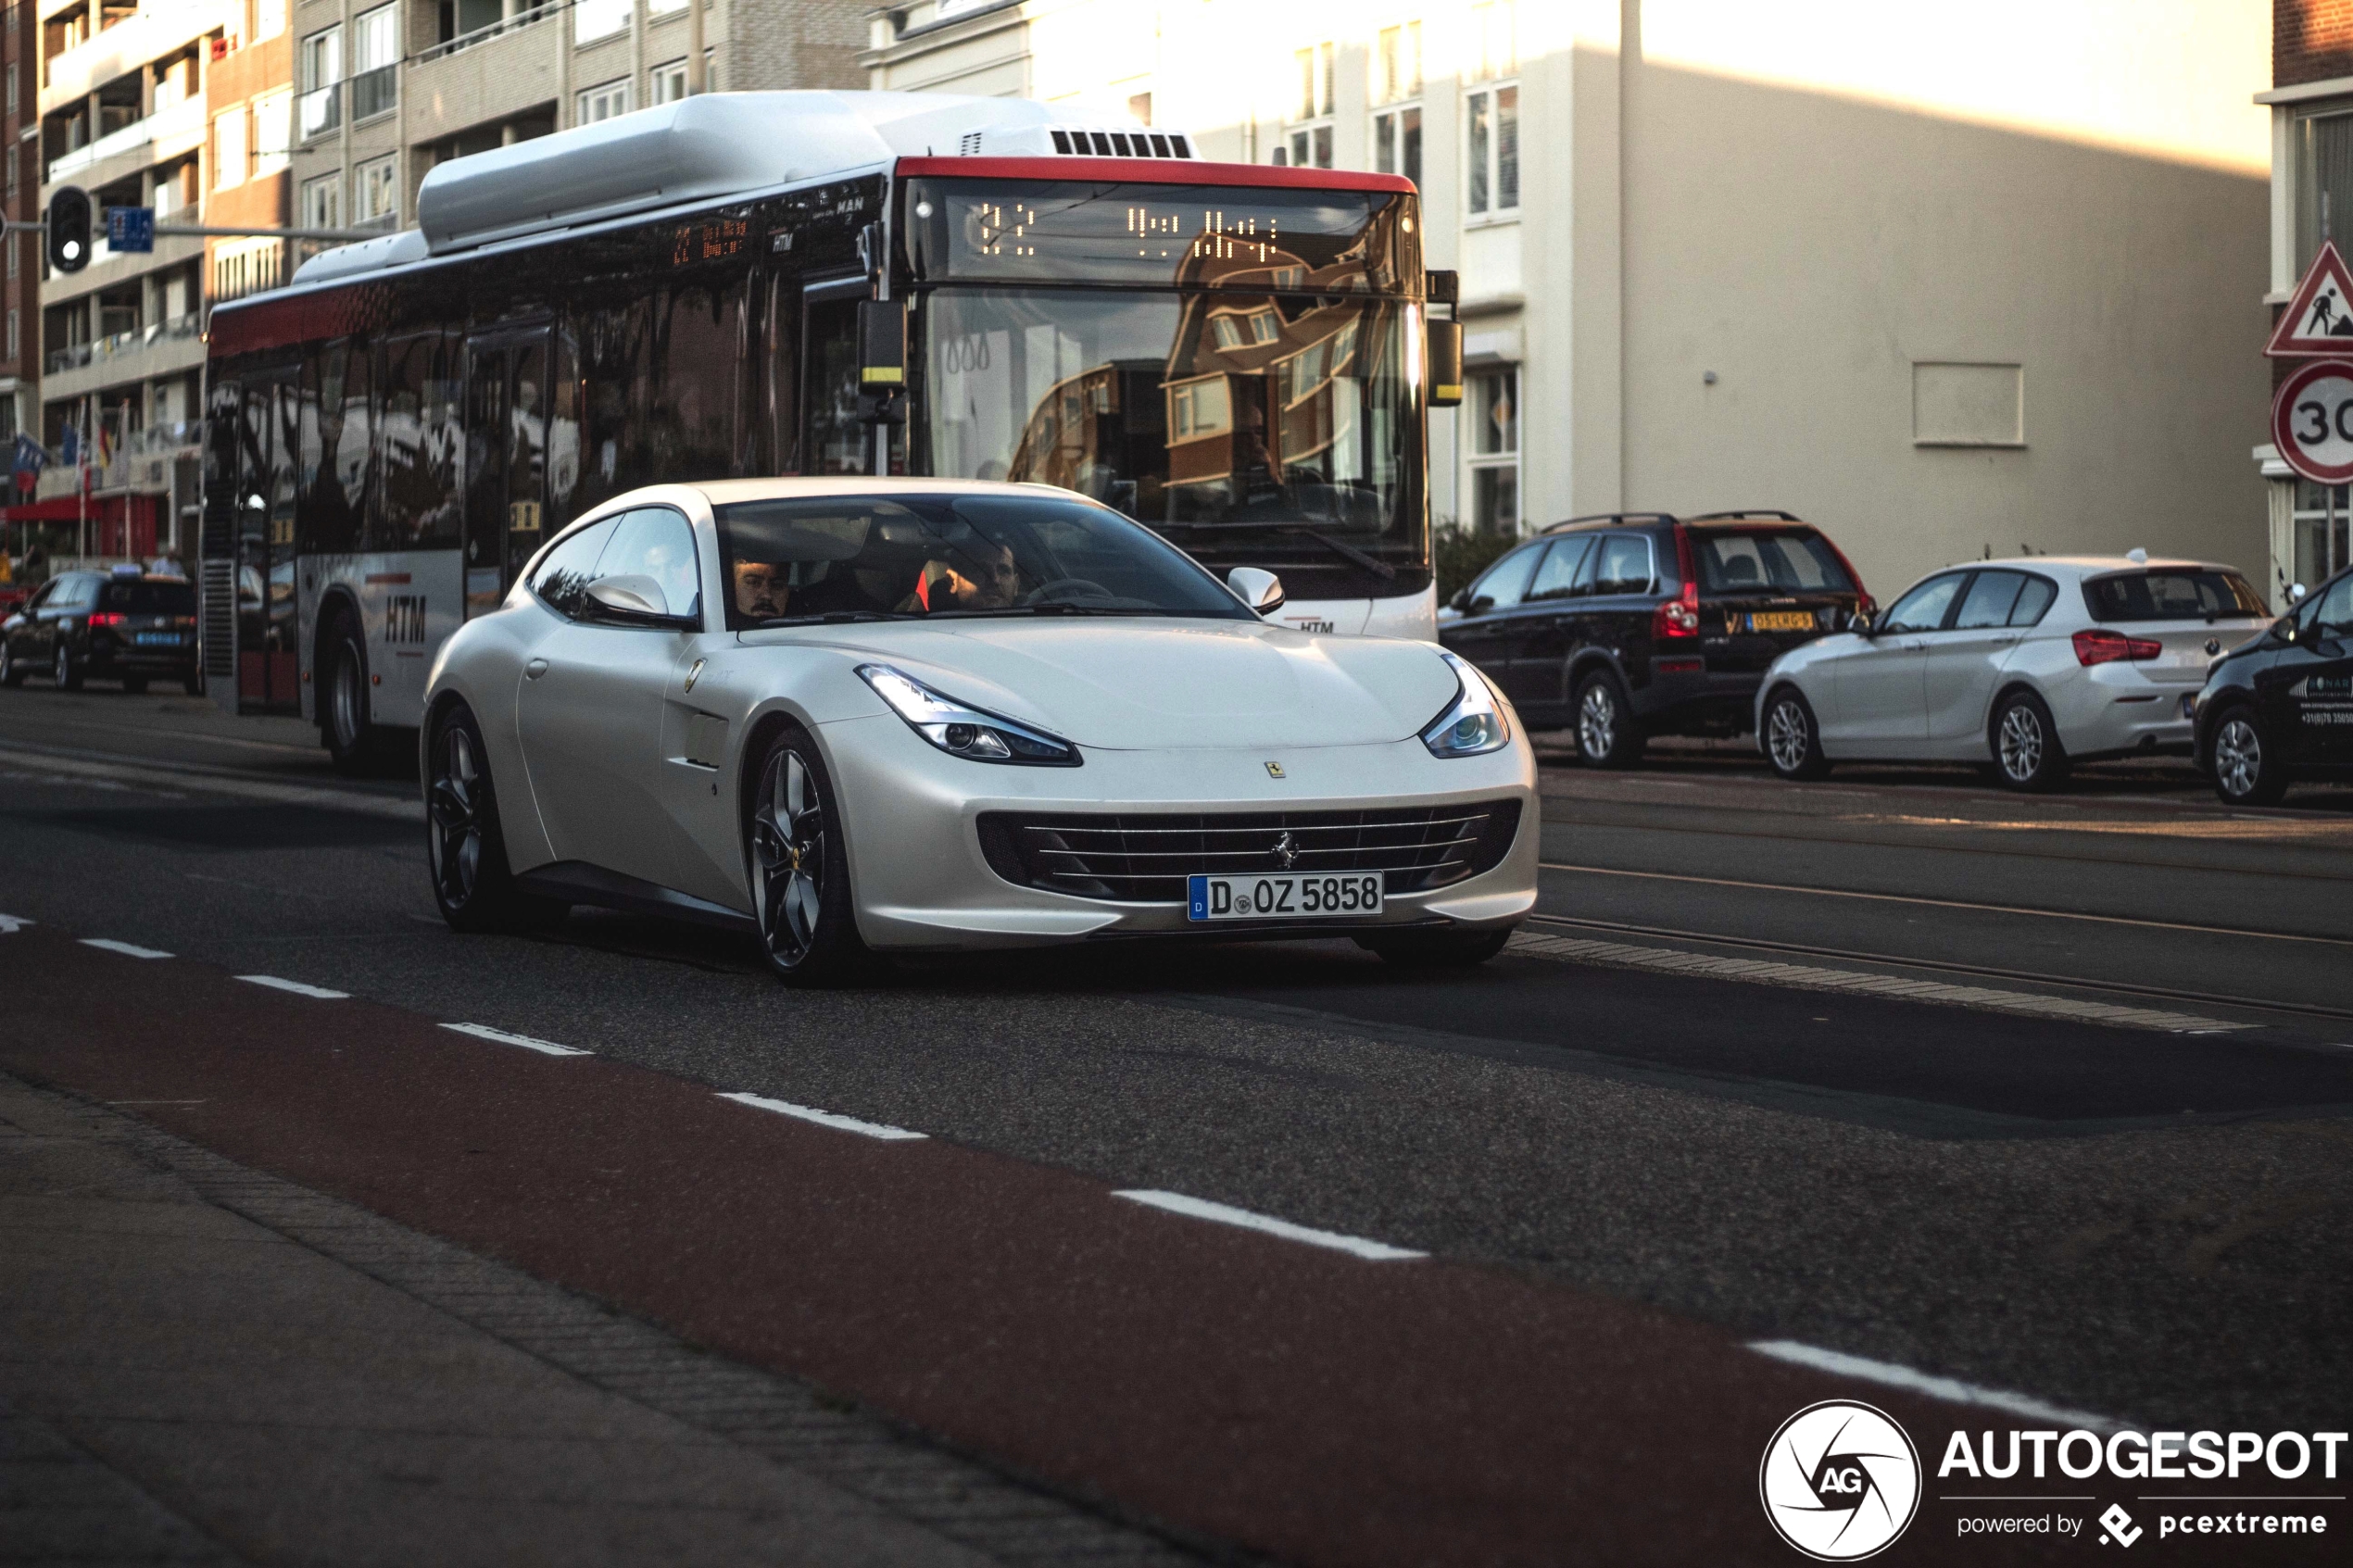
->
[462,325,552,618]
[801,277,892,477]
[233,369,301,712]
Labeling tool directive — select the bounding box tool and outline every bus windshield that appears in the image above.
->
[914,287,1424,597]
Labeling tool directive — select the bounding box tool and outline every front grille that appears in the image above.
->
[977,800,1522,905]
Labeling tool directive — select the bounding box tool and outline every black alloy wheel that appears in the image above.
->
[0,637,22,688]
[323,621,377,775]
[53,644,81,691]
[1990,690,2068,793]
[426,702,564,933]
[1357,925,1516,968]
[1573,670,1645,769]
[1762,686,1831,781]
[747,727,869,986]
[2208,705,2287,807]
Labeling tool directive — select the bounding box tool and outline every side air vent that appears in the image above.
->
[1036,126,1193,159]
[959,131,984,155]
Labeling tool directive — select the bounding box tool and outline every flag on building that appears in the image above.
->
[10,433,45,494]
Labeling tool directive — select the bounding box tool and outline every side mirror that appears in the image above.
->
[857,297,907,426]
[1466,595,1495,616]
[1227,566,1286,616]
[2277,616,2298,643]
[1427,319,1463,408]
[1847,612,1876,635]
[586,574,698,629]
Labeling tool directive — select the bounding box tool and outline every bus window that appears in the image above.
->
[300,336,371,555]
[462,330,550,617]
[804,291,866,477]
[376,331,464,550]
[647,279,745,480]
[575,297,647,514]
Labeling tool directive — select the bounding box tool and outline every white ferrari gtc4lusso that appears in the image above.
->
[422,480,1539,984]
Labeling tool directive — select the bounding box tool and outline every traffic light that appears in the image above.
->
[47,186,91,274]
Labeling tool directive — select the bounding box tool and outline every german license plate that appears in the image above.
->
[1187,872,1383,922]
[134,632,182,646]
[1744,610,1816,633]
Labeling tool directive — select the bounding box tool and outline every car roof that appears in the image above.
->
[1933,556,2242,581]
[687,477,1091,504]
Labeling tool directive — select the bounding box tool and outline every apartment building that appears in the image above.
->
[32,0,287,558]
[283,0,864,247]
[865,0,2273,602]
[2259,0,2353,596]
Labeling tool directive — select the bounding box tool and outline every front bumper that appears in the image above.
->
[817,714,1541,951]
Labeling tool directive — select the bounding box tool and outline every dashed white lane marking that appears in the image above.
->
[1507,932,2250,1035]
[0,913,31,934]
[716,1092,927,1141]
[440,1022,592,1058]
[234,975,351,1000]
[1113,1189,1428,1261]
[1748,1340,2119,1432]
[81,938,172,960]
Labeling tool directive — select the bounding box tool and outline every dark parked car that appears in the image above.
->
[0,569,201,694]
[2193,564,2353,806]
[1439,510,1869,765]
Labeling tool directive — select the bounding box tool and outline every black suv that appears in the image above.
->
[1440,511,1869,765]
[0,570,200,694]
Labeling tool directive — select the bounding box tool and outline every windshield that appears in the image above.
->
[2082,570,2266,622]
[913,287,1427,599]
[712,492,1252,629]
[1692,530,1854,594]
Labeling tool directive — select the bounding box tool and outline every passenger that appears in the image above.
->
[900,540,1021,612]
[733,558,789,620]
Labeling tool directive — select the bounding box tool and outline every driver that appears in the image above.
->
[733,558,788,620]
[900,540,1021,612]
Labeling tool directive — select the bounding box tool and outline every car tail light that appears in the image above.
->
[1654,580,1700,639]
[2071,628,2161,666]
[86,612,125,628]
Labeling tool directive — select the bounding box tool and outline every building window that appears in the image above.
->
[356,154,398,225]
[577,77,630,124]
[1371,21,1422,189]
[253,89,291,174]
[1378,21,1420,104]
[213,107,247,189]
[1276,43,1335,169]
[214,236,283,303]
[256,0,287,43]
[574,0,628,45]
[1468,366,1519,533]
[1466,1,1517,219]
[351,4,397,119]
[299,25,342,140]
[2296,109,2353,276]
[650,58,687,105]
[300,170,342,230]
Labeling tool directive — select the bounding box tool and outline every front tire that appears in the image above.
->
[1573,670,1645,769]
[1357,926,1516,969]
[0,638,23,687]
[54,644,82,691]
[747,726,872,986]
[2208,706,2288,807]
[1990,690,2068,792]
[1761,686,1831,781]
[426,702,566,934]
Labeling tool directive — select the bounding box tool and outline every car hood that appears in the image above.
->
[763,618,1459,750]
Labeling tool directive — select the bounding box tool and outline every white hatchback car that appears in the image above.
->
[1753,555,2273,790]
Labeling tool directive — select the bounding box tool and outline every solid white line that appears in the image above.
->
[1113,1189,1428,1261]
[716,1091,926,1141]
[0,913,31,934]
[440,1022,592,1058]
[234,974,350,999]
[1748,1340,2119,1432]
[1539,862,2353,948]
[81,938,172,960]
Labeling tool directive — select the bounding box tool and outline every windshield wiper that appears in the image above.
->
[1162,522,1398,581]
[749,610,903,627]
[926,604,1180,618]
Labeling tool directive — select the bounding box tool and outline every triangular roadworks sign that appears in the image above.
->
[2268,239,2353,355]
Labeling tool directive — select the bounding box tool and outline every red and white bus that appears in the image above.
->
[200,91,1447,766]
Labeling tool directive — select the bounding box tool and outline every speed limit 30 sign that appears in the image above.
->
[2271,358,2353,483]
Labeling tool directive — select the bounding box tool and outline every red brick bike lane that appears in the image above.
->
[1,925,2256,1566]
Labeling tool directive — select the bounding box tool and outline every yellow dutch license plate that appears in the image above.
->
[1747,611,1816,633]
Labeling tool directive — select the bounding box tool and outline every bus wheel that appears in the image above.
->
[323,615,378,774]
[427,702,565,935]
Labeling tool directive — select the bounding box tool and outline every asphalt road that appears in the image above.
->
[2,684,2349,1563]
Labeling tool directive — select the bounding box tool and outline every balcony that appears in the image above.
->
[298,82,343,143]
[408,10,561,145]
[416,3,556,64]
[46,94,205,185]
[39,312,207,403]
[350,64,398,124]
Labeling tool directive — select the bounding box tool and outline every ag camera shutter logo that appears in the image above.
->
[1759,1400,1921,1561]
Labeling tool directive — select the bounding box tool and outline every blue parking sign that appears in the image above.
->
[107,207,155,254]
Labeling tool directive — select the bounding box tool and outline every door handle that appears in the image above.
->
[524,659,548,680]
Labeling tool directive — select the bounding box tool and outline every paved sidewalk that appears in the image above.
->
[0,1072,1186,1568]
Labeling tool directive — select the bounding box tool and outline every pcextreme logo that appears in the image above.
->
[1760,1400,1923,1561]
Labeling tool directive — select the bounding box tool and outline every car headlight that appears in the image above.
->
[856,663,1081,766]
[1420,651,1512,758]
